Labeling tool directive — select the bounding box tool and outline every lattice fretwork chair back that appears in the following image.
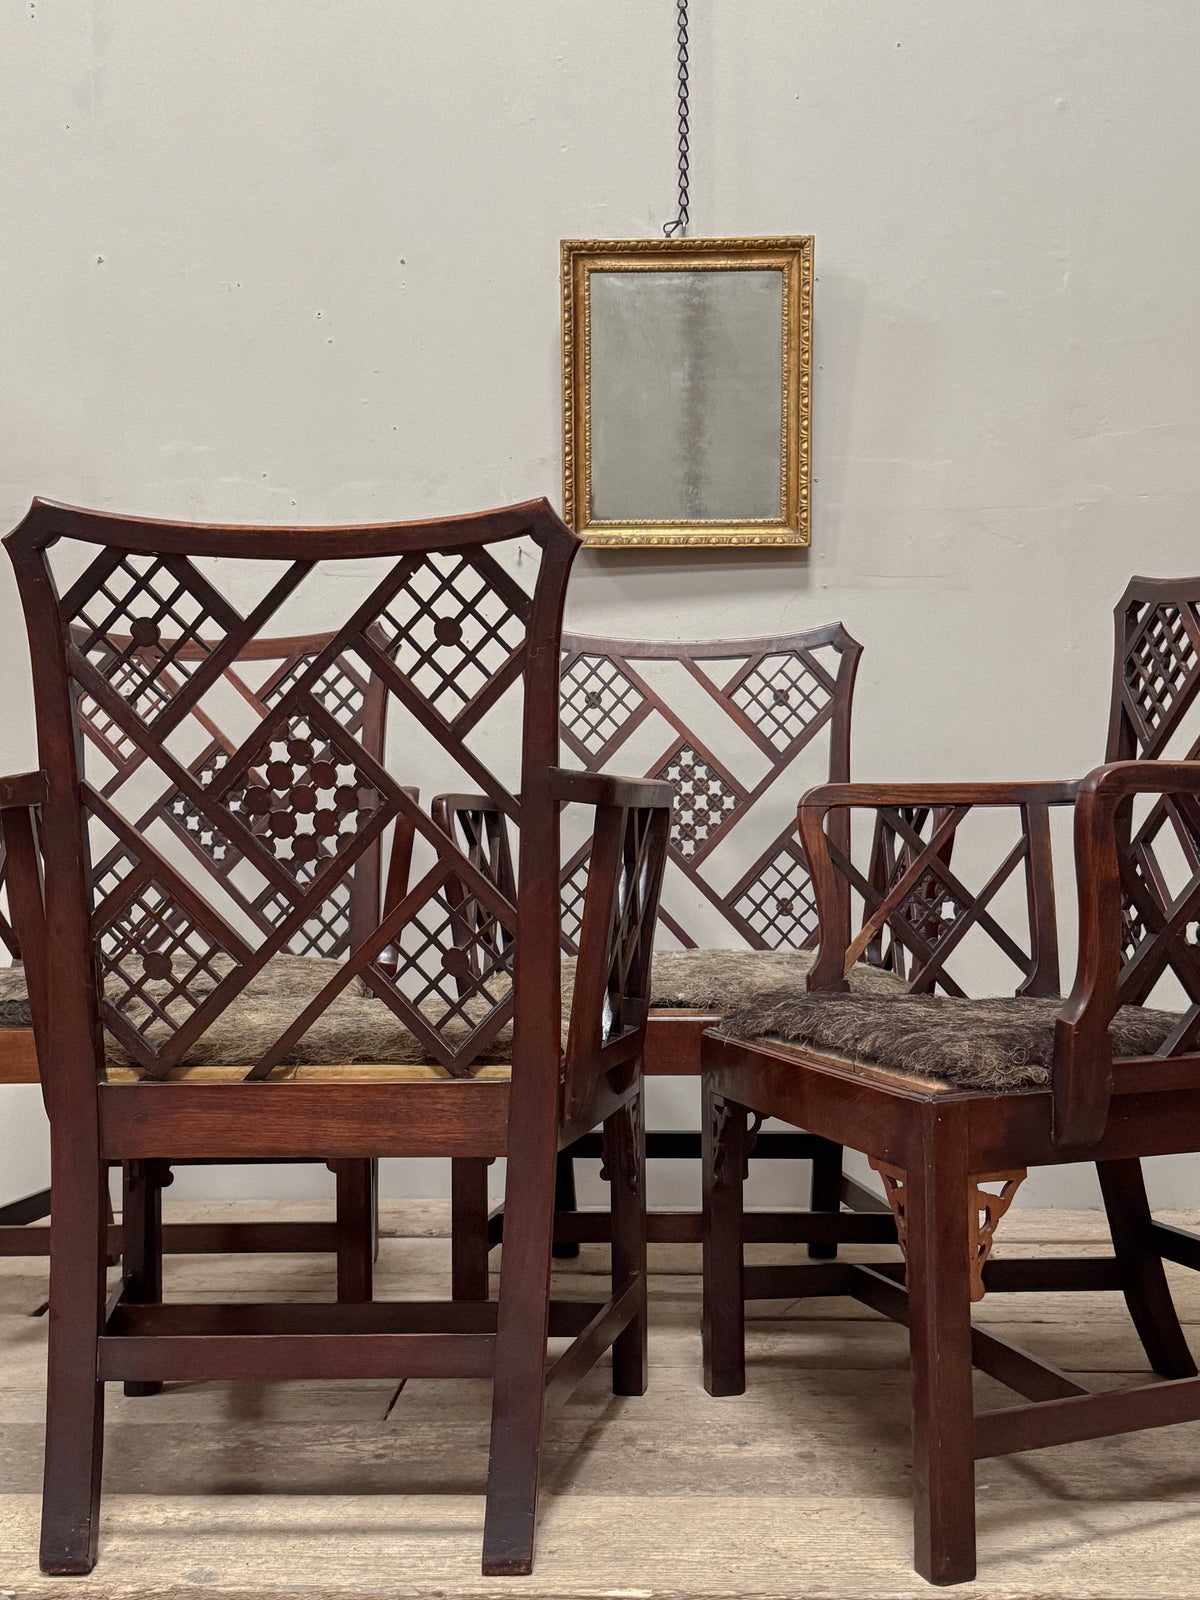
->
[2,496,670,1578]
[558,626,861,952]
[1106,577,1200,985]
[72,625,405,969]
[0,629,405,1274]
[695,578,1200,1586]
[436,621,926,1290]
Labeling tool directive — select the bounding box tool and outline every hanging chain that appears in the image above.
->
[662,0,690,237]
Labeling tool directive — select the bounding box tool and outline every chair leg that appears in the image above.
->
[905,1107,976,1587]
[121,1160,167,1399]
[702,1083,747,1397]
[331,1159,376,1303]
[1097,1157,1197,1379]
[605,1093,648,1395]
[808,1137,844,1260]
[482,1115,556,1576]
[552,1146,581,1260]
[40,1156,108,1575]
[451,1157,492,1301]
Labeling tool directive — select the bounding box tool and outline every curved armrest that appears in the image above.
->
[797,775,1073,1005]
[800,778,1080,813]
[432,772,675,815]
[0,770,47,811]
[1055,760,1200,1146]
[549,769,674,810]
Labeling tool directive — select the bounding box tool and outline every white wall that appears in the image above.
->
[2,1,1199,1210]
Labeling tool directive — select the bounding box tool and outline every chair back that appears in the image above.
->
[557,626,860,952]
[74,628,393,962]
[5,498,578,1094]
[1103,577,1200,1018]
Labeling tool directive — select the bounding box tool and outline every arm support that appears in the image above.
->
[801,778,1081,811]
[797,777,1077,1002]
[430,775,673,1127]
[558,777,671,1126]
[0,770,47,811]
[1055,760,1200,1146]
[0,770,48,1035]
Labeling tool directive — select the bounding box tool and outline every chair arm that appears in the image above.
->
[797,777,1075,1000]
[1054,761,1200,1147]
[548,769,675,811]
[800,778,1081,814]
[430,791,496,821]
[432,775,674,816]
[0,770,47,812]
[559,775,671,1125]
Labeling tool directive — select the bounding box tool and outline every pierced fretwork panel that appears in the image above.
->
[67,554,237,727]
[74,630,382,965]
[652,741,744,861]
[557,629,860,954]
[1112,789,1200,1049]
[29,513,560,1082]
[1121,601,1200,754]
[430,798,517,992]
[730,835,820,948]
[93,864,243,1057]
[1109,581,1200,1034]
[372,551,530,727]
[563,802,669,1121]
[822,802,1060,1000]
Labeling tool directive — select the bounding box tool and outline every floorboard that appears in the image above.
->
[3,1201,1200,1596]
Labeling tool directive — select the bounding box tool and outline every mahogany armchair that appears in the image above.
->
[442,626,908,1295]
[1,496,670,1577]
[0,628,410,1297]
[701,577,1200,1584]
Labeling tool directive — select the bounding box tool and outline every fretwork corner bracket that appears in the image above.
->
[868,1158,1027,1302]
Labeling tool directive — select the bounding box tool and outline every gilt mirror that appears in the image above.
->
[561,237,812,549]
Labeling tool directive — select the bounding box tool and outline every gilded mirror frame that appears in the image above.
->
[561,236,813,549]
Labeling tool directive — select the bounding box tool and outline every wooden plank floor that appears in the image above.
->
[5,1201,1200,1597]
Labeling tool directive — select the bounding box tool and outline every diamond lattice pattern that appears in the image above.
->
[376,553,526,722]
[561,654,646,756]
[98,879,231,1041]
[1128,604,1198,735]
[897,869,962,947]
[734,846,819,947]
[221,712,385,886]
[386,882,514,1038]
[262,657,369,733]
[71,557,220,725]
[560,856,591,952]
[655,743,740,859]
[730,653,831,752]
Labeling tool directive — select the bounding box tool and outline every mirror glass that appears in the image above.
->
[588,269,785,524]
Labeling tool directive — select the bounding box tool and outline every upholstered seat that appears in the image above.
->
[717,988,1181,1092]
[636,946,906,1012]
[0,954,542,1080]
[0,946,903,1081]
